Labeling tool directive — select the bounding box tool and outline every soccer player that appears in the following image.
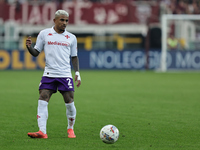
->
[26,10,81,139]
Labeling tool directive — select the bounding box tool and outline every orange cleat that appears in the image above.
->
[67,129,76,138]
[27,130,48,139]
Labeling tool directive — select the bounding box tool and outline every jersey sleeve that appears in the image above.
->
[34,31,45,52]
[71,35,78,57]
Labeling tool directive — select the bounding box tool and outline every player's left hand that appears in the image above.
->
[26,36,32,48]
[75,71,81,87]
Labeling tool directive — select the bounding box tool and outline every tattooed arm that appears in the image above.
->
[26,36,40,57]
[72,56,81,87]
[72,56,79,72]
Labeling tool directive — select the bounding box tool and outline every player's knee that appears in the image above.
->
[61,91,74,103]
[39,90,52,101]
[39,94,49,101]
[69,97,74,103]
[65,97,74,103]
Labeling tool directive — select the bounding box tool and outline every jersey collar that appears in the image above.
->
[51,26,67,35]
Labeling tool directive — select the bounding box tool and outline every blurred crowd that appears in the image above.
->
[0,0,200,14]
[0,0,132,3]
[161,0,200,14]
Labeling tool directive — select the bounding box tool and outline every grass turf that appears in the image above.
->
[0,70,200,150]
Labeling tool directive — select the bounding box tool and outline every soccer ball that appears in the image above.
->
[100,125,119,144]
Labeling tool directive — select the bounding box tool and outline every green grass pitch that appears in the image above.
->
[0,70,200,150]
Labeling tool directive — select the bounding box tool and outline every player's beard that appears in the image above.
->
[60,29,65,32]
[60,26,66,32]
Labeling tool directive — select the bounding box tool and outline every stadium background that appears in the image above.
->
[1,1,200,149]
[0,0,200,70]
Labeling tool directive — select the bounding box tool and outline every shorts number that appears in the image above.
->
[66,78,73,88]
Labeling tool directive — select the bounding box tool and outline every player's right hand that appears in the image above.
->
[75,71,81,88]
[26,36,32,48]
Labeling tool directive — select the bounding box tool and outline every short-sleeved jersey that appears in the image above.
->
[34,27,77,78]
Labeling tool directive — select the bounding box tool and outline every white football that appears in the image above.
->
[100,125,119,144]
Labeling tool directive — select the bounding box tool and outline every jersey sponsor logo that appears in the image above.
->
[47,41,70,46]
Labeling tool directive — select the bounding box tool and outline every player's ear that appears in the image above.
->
[53,18,56,23]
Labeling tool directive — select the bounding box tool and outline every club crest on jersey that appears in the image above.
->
[48,33,53,36]
[65,35,70,39]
